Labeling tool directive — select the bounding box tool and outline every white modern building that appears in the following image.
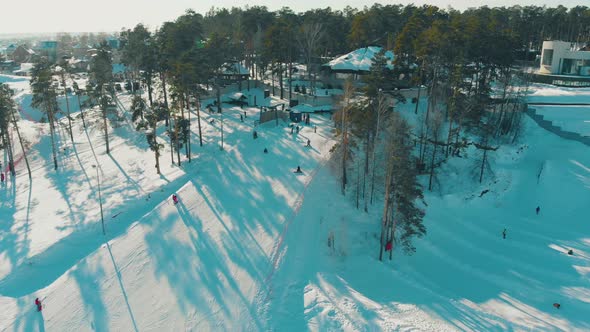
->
[539,40,590,76]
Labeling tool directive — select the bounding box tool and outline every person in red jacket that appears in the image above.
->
[35,298,42,311]
[172,194,178,205]
[385,241,393,251]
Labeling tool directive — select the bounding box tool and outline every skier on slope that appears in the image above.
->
[536,206,540,215]
[172,194,179,205]
[1,172,4,183]
[35,298,42,312]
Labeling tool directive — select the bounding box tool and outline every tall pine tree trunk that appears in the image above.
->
[161,73,169,126]
[61,74,74,143]
[271,63,275,96]
[195,93,203,147]
[76,93,86,129]
[388,204,396,261]
[2,130,15,176]
[180,95,188,158]
[185,94,191,162]
[279,63,284,100]
[12,111,31,179]
[288,60,293,101]
[428,142,437,191]
[169,113,175,165]
[47,99,58,171]
[147,74,154,107]
[217,82,223,150]
[152,119,161,175]
[175,115,181,166]
[379,164,393,262]
[101,96,110,154]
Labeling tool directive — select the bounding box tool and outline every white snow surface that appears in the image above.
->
[324,47,394,72]
[526,83,590,104]
[0,76,589,331]
[526,84,590,136]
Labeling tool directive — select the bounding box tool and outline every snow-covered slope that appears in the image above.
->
[0,75,336,330]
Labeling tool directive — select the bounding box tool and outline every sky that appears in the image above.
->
[0,0,585,35]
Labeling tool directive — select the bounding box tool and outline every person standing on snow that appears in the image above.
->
[35,298,42,311]
[172,194,179,205]
[0,172,4,183]
[536,206,540,215]
[502,228,507,239]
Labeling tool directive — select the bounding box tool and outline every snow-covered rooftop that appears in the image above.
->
[324,46,394,72]
[291,103,333,113]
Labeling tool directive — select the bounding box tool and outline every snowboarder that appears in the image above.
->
[553,302,561,309]
[536,206,540,215]
[35,298,42,312]
[172,194,178,205]
[306,139,311,147]
[253,131,258,139]
[568,249,574,255]
[502,228,507,239]
[295,166,302,173]
[264,148,268,154]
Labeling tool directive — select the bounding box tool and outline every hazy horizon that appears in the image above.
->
[0,0,584,35]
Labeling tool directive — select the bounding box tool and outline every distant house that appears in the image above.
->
[13,62,33,76]
[11,45,36,63]
[220,62,249,81]
[322,46,394,74]
[68,58,89,72]
[540,41,590,76]
[320,46,397,89]
[0,60,19,73]
[5,44,17,57]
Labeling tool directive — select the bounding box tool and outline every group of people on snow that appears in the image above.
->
[501,205,575,310]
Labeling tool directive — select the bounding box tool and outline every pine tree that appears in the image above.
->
[89,41,114,154]
[0,85,31,179]
[30,59,59,170]
[379,112,425,260]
